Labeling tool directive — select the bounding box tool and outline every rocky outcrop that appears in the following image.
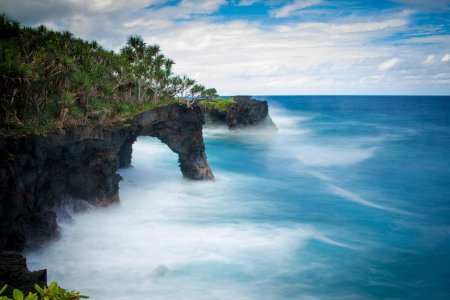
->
[200,96,277,129]
[135,105,213,180]
[0,253,47,296]
[0,103,213,252]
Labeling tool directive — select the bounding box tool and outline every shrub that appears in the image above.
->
[70,105,85,119]
[0,282,88,300]
[199,97,235,112]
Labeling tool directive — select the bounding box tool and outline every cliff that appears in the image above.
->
[200,96,277,129]
[0,253,47,296]
[0,103,213,252]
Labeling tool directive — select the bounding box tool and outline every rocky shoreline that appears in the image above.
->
[0,97,274,292]
[0,103,212,253]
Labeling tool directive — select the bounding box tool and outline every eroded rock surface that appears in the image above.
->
[0,253,47,296]
[200,95,277,129]
[0,103,212,251]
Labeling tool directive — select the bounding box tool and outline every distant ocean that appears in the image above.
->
[27,96,450,299]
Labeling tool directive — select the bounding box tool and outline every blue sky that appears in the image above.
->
[2,0,449,95]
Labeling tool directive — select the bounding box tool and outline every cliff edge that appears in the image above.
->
[0,103,213,252]
[200,96,277,129]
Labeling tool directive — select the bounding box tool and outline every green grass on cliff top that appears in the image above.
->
[198,97,235,113]
[0,99,178,137]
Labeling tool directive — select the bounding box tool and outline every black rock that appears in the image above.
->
[200,96,277,130]
[0,253,47,296]
[0,103,213,252]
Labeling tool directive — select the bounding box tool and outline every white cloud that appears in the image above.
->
[177,0,226,17]
[423,54,437,65]
[1,0,450,94]
[124,18,173,29]
[121,0,226,30]
[237,0,258,6]
[270,0,322,18]
[293,19,407,34]
[405,34,450,45]
[0,0,164,24]
[125,0,226,23]
[139,15,448,94]
[378,58,400,71]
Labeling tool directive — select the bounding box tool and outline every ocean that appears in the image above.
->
[27,96,450,299]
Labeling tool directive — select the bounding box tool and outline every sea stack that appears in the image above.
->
[200,95,277,129]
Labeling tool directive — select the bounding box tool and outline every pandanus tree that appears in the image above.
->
[0,15,220,130]
[121,35,177,103]
[147,54,173,102]
[191,84,205,100]
[156,58,174,101]
[202,88,218,100]
[121,35,159,103]
[111,52,133,102]
[166,75,183,99]
[186,84,205,108]
[178,75,196,102]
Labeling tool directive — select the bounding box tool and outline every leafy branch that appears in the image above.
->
[0,282,88,300]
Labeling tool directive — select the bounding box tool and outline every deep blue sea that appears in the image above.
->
[27,96,450,299]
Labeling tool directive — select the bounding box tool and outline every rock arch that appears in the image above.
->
[117,103,213,180]
[0,103,213,251]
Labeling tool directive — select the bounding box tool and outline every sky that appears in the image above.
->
[1,0,450,95]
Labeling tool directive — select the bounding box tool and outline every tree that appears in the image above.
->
[177,75,195,103]
[202,88,218,100]
[0,15,219,134]
[121,36,159,103]
[166,75,183,99]
[186,84,205,108]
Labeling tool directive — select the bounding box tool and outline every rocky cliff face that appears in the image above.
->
[201,96,277,129]
[0,103,213,252]
[0,253,46,296]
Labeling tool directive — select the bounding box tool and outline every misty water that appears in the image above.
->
[27,96,450,299]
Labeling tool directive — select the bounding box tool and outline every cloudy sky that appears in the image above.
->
[2,0,450,95]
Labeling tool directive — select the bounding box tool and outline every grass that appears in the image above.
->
[0,122,50,137]
[108,98,178,126]
[198,97,235,112]
[0,98,178,137]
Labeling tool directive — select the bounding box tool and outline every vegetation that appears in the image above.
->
[0,282,88,300]
[0,14,217,136]
[185,85,218,108]
[198,97,235,112]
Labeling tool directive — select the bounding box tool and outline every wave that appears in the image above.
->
[328,184,414,216]
[24,98,438,299]
[267,103,416,216]
[25,137,359,300]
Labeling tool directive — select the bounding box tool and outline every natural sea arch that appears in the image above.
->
[116,103,213,180]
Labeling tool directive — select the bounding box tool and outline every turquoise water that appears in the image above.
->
[27,96,450,299]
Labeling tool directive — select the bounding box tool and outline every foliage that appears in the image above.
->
[0,14,216,136]
[202,88,218,100]
[0,282,88,300]
[0,122,48,137]
[198,97,235,112]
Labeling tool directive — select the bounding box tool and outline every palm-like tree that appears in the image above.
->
[202,88,218,100]
[121,36,152,103]
[191,84,205,99]
[186,84,205,108]
[178,75,195,101]
[0,16,219,127]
